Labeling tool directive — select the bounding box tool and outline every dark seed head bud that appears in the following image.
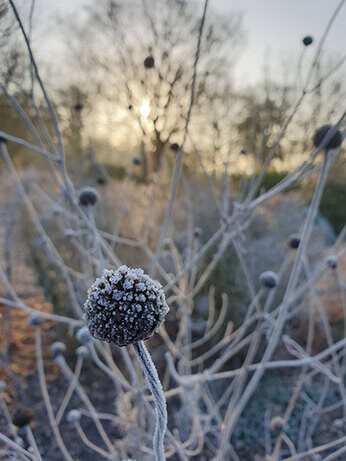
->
[50,342,66,357]
[66,409,81,423]
[144,55,155,69]
[132,156,141,165]
[313,125,343,150]
[84,265,169,346]
[13,405,34,428]
[74,103,83,113]
[29,313,44,326]
[194,227,202,238]
[128,104,133,111]
[288,234,300,249]
[302,35,313,46]
[170,143,180,152]
[78,187,99,207]
[259,271,278,289]
[326,256,337,269]
[76,326,92,344]
[240,148,246,155]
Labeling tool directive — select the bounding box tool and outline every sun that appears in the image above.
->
[139,99,150,117]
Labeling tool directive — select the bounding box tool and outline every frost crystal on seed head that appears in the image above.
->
[83,265,169,346]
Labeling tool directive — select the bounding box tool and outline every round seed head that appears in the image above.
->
[302,35,313,46]
[194,227,202,238]
[29,313,44,326]
[13,406,34,428]
[288,234,300,249]
[76,326,92,344]
[326,256,337,269]
[259,271,278,289]
[132,156,141,165]
[78,187,99,207]
[240,148,246,155]
[66,409,81,423]
[76,346,89,358]
[144,55,155,69]
[170,143,180,152]
[313,125,343,150]
[84,265,169,346]
[50,342,66,357]
[74,103,83,112]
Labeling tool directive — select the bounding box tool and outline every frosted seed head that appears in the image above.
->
[144,55,155,69]
[50,342,66,357]
[76,346,89,358]
[78,187,99,206]
[76,326,92,344]
[288,234,300,249]
[29,313,44,326]
[66,409,81,423]
[302,35,313,46]
[84,265,169,346]
[259,271,278,289]
[326,256,337,269]
[313,125,343,150]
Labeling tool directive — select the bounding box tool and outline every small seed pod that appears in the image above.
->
[240,148,246,155]
[50,342,66,357]
[313,125,343,150]
[288,234,300,249]
[66,409,81,423]
[326,256,337,269]
[128,104,133,111]
[76,326,92,344]
[132,156,141,166]
[270,416,285,431]
[170,143,180,152]
[12,405,34,428]
[194,227,202,238]
[74,103,83,113]
[76,346,89,358]
[302,35,313,46]
[29,313,44,326]
[259,271,278,289]
[144,55,155,69]
[78,187,99,207]
[84,265,169,346]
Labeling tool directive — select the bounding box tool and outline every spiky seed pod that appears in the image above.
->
[259,271,278,289]
[132,156,141,165]
[66,409,81,423]
[326,256,337,269]
[84,265,169,346]
[76,326,92,344]
[144,55,155,69]
[12,405,34,428]
[50,342,66,357]
[29,313,44,326]
[302,35,313,46]
[313,125,343,150]
[76,346,89,358]
[78,187,99,207]
[288,234,300,249]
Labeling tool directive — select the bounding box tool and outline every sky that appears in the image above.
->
[37,0,346,87]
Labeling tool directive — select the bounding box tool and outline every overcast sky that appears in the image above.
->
[36,0,346,87]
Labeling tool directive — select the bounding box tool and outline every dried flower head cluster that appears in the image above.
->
[84,265,169,346]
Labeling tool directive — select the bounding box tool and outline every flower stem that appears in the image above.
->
[133,341,167,461]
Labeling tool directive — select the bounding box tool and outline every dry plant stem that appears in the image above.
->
[34,327,74,461]
[0,433,35,460]
[216,150,332,458]
[56,356,83,425]
[150,0,209,277]
[25,426,42,461]
[282,435,346,461]
[74,421,111,458]
[133,341,167,461]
